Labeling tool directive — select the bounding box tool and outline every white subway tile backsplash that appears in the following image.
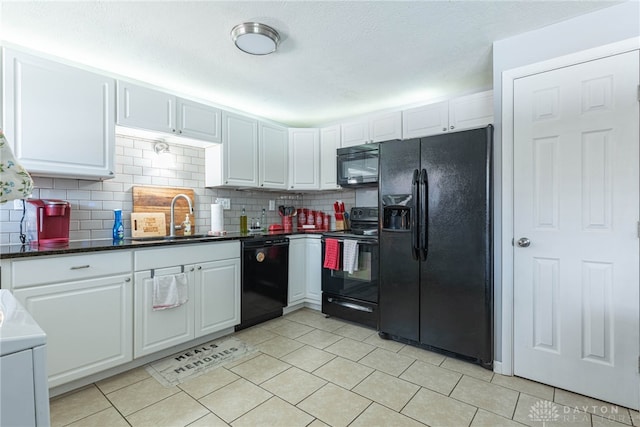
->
[81,220,103,230]
[133,175,153,185]
[124,147,143,158]
[117,155,134,166]
[123,165,143,175]
[39,189,67,199]
[0,134,358,244]
[53,179,79,189]
[67,190,92,200]
[91,191,114,201]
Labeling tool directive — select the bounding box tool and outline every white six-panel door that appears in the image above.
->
[513,50,639,409]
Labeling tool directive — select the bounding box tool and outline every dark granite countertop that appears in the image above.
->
[0,229,327,260]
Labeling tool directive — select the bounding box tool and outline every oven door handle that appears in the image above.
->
[321,238,378,245]
[327,297,374,313]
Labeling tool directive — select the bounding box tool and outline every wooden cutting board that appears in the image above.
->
[132,186,196,236]
[130,213,166,238]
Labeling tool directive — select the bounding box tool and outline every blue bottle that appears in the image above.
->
[113,209,124,240]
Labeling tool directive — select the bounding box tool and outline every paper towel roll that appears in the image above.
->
[211,203,224,233]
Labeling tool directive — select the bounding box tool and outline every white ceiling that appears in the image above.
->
[0,1,621,127]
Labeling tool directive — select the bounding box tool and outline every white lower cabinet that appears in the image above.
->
[133,242,240,358]
[11,252,133,388]
[3,242,240,388]
[287,235,321,307]
[288,237,307,305]
[305,237,322,305]
[194,259,241,337]
[134,266,195,358]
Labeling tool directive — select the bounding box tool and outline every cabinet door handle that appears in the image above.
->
[442,127,447,131]
[198,266,202,270]
[178,130,183,134]
[124,277,131,282]
[190,267,195,272]
[450,125,454,130]
[70,265,90,270]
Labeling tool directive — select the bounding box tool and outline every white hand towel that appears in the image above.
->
[343,239,359,274]
[152,273,188,310]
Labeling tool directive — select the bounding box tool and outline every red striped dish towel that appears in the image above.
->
[323,238,340,270]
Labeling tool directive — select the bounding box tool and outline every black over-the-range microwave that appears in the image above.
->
[336,143,379,187]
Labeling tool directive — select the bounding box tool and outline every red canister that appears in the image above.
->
[307,210,315,225]
[315,211,323,229]
[297,208,303,227]
[323,213,330,231]
[300,209,307,226]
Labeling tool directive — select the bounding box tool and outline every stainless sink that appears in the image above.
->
[129,234,212,242]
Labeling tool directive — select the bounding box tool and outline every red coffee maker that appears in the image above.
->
[26,199,71,246]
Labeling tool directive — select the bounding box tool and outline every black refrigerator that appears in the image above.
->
[378,125,493,369]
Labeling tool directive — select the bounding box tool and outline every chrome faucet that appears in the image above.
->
[169,194,194,237]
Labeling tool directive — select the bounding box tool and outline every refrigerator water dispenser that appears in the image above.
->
[382,206,410,230]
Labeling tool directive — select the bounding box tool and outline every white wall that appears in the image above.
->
[491,1,640,364]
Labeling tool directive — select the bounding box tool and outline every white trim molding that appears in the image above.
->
[500,36,640,376]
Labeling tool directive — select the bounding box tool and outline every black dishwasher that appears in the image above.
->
[236,237,289,331]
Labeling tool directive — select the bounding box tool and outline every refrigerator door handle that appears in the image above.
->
[420,168,428,261]
[411,168,420,260]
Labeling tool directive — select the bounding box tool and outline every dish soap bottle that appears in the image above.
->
[112,209,124,241]
[182,214,192,236]
[240,206,248,233]
[261,208,267,232]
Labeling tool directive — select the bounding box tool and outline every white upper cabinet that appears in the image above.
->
[320,125,340,190]
[289,128,320,190]
[403,91,493,138]
[341,111,402,147]
[403,101,449,138]
[369,111,403,142]
[117,82,175,133]
[117,81,221,143]
[206,112,258,187]
[2,48,116,180]
[341,119,369,147]
[259,122,288,189]
[177,98,222,142]
[448,90,493,132]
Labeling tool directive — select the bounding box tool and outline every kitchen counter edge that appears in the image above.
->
[0,230,326,259]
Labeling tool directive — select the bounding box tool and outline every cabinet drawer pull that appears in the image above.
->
[70,265,90,270]
[125,277,131,282]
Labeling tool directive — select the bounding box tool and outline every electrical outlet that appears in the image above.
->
[269,200,275,211]
[216,198,231,210]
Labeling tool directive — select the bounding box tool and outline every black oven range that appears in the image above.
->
[321,207,379,329]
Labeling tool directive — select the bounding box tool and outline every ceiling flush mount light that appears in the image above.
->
[154,142,170,155]
[231,22,280,55]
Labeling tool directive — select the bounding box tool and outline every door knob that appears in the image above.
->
[516,237,531,247]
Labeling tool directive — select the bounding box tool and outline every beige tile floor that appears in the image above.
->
[50,308,639,427]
